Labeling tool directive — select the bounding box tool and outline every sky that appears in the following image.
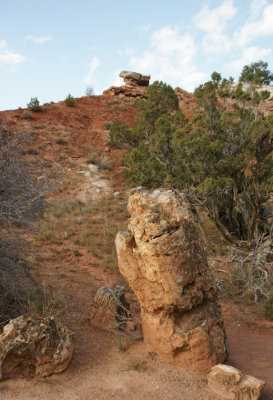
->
[1,0,273,110]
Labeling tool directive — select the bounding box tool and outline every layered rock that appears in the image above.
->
[103,71,150,98]
[90,285,134,331]
[0,315,74,380]
[207,364,265,400]
[115,188,228,374]
[119,71,150,87]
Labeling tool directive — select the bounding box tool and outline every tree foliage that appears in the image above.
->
[112,72,273,245]
[239,60,273,85]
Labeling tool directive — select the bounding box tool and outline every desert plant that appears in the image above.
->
[85,86,94,96]
[124,357,143,371]
[27,97,42,112]
[0,126,54,326]
[21,110,33,120]
[103,121,112,130]
[87,153,112,170]
[65,94,75,107]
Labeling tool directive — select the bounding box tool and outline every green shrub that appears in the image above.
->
[65,94,75,107]
[109,122,135,148]
[87,152,112,170]
[27,97,42,112]
[263,290,273,320]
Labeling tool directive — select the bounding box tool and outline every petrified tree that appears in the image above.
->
[115,188,228,373]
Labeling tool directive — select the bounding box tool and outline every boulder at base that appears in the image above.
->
[115,188,228,374]
[0,315,75,380]
[207,364,265,400]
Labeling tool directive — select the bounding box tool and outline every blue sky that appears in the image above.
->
[1,0,273,110]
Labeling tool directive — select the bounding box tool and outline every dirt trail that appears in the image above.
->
[226,326,273,399]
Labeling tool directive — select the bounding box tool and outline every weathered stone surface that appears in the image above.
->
[207,364,265,400]
[0,315,74,380]
[103,71,150,98]
[115,188,228,373]
[119,71,150,87]
[90,286,134,331]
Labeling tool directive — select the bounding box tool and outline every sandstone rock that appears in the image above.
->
[207,364,265,400]
[103,71,150,98]
[115,188,228,374]
[0,315,75,380]
[90,286,134,331]
[119,71,150,87]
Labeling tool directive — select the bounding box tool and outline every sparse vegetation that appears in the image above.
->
[85,86,94,96]
[27,97,42,112]
[0,127,54,326]
[38,194,129,271]
[103,120,112,130]
[87,152,112,170]
[124,356,143,371]
[21,110,33,120]
[116,334,129,352]
[65,94,75,107]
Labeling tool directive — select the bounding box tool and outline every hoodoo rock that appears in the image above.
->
[115,188,228,374]
[103,71,150,98]
[0,315,75,380]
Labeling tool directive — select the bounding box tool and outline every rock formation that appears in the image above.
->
[90,285,134,332]
[207,364,265,400]
[115,188,228,374]
[103,71,150,98]
[0,315,75,380]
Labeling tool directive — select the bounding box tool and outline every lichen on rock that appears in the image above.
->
[115,188,228,374]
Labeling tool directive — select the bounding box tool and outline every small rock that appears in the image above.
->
[90,286,134,332]
[207,364,265,400]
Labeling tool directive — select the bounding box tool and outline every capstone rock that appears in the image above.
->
[103,71,150,98]
[207,364,265,400]
[0,315,75,380]
[115,188,228,373]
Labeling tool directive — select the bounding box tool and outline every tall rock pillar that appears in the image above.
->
[115,188,228,374]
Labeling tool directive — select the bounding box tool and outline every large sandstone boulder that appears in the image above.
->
[0,315,75,380]
[115,188,228,374]
[207,364,265,400]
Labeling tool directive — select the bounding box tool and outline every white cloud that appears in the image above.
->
[235,3,273,46]
[83,56,101,86]
[194,0,237,53]
[128,26,207,91]
[230,46,271,72]
[24,35,52,45]
[250,0,268,18]
[0,40,26,71]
